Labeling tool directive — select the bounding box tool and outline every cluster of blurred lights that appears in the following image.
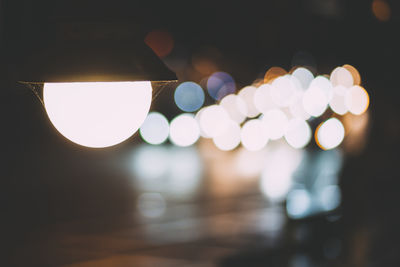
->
[139,64,369,152]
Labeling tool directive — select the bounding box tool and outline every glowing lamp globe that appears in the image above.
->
[43,82,152,148]
[15,22,177,148]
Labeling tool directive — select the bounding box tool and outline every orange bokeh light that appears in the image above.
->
[264,67,287,84]
[372,0,391,22]
[343,64,361,86]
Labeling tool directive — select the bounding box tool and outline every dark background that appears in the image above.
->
[1,0,400,266]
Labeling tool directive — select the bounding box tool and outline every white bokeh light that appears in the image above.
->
[169,114,200,147]
[345,85,369,115]
[290,94,311,120]
[310,75,333,101]
[43,81,152,148]
[195,107,211,138]
[140,112,169,145]
[241,119,269,151]
[219,94,248,124]
[330,85,349,115]
[302,85,329,117]
[330,66,354,87]
[284,119,312,149]
[238,86,260,118]
[270,75,298,107]
[261,109,289,140]
[316,118,345,150]
[213,120,241,151]
[292,67,314,90]
[253,84,278,113]
[199,105,230,137]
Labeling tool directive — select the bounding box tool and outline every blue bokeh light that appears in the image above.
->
[174,82,205,112]
[206,72,236,100]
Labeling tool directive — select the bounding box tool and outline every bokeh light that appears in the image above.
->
[195,107,211,138]
[330,85,349,115]
[310,75,333,101]
[169,114,200,147]
[292,67,314,90]
[270,75,298,107]
[330,66,354,87]
[262,109,289,140]
[264,66,287,84]
[290,96,311,121]
[345,85,370,115]
[199,105,230,137]
[219,94,248,124]
[207,72,236,100]
[140,64,368,156]
[284,119,312,149]
[253,84,278,113]
[238,86,260,118]
[191,53,218,76]
[372,0,391,22]
[241,119,269,151]
[343,64,361,86]
[213,120,241,151]
[174,81,205,112]
[144,29,174,58]
[316,118,345,150]
[319,185,341,211]
[286,189,312,218]
[140,112,170,145]
[302,85,329,117]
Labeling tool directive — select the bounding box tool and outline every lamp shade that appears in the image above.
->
[16,38,177,83]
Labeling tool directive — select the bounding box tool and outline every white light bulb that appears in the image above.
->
[43,81,152,148]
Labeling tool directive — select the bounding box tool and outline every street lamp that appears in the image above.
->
[15,22,177,148]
